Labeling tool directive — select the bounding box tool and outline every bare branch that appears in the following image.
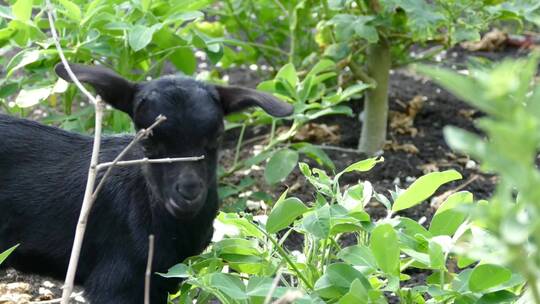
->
[90,115,167,200]
[45,0,98,104]
[144,235,155,304]
[97,156,205,170]
[60,98,104,304]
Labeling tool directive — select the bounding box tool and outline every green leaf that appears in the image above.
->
[477,290,517,304]
[0,244,18,265]
[213,238,261,256]
[429,191,473,236]
[330,14,378,43]
[370,224,400,276]
[428,241,444,269]
[141,0,151,11]
[392,170,462,212]
[469,264,512,292]
[12,0,32,22]
[276,63,298,88]
[342,157,384,174]
[7,49,40,77]
[16,86,52,107]
[416,65,502,116]
[302,204,331,239]
[0,5,14,19]
[157,263,189,278]
[314,263,371,299]
[338,279,368,304]
[294,143,335,170]
[264,149,299,184]
[337,245,377,272]
[58,0,82,22]
[306,59,336,78]
[266,197,308,233]
[128,24,161,52]
[170,47,197,75]
[166,11,204,24]
[443,126,487,159]
[208,273,248,300]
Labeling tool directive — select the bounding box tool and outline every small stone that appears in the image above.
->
[42,281,55,288]
[465,160,477,169]
[405,176,417,183]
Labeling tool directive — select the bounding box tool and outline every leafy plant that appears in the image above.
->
[220,59,369,185]
[163,157,525,303]
[0,0,220,132]
[215,0,537,155]
[418,53,540,303]
[316,0,527,154]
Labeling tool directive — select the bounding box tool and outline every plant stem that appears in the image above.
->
[233,123,247,168]
[255,225,313,290]
[288,7,297,64]
[357,38,391,155]
[268,120,277,149]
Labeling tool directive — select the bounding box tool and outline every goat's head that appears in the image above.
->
[55,63,293,218]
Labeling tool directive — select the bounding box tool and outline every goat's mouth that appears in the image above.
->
[165,197,203,218]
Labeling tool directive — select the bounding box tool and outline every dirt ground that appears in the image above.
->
[0,43,530,302]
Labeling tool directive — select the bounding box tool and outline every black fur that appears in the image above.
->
[0,63,292,303]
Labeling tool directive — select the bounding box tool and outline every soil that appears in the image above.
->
[0,44,528,303]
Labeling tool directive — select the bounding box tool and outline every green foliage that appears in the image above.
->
[163,158,524,303]
[221,59,369,185]
[0,244,18,265]
[0,0,219,132]
[418,53,540,303]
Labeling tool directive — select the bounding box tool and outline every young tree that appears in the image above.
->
[318,0,534,154]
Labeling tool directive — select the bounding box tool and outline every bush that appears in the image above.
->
[164,156,526,303]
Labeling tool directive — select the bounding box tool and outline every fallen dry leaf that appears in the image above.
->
[458,109,477,120]
[384,140,419,154]
[461,29,508,52]
[294,123,340,144]
[417,163,440,174]
[389,95,425,137]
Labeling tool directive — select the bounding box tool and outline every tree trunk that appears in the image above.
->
[358,39,391,155]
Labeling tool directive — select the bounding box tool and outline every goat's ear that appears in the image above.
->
[215,85,293,117]
[54,63,137,116]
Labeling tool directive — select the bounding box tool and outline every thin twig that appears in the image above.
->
[144,235,155,304]
[90,115,167,200]
[45,0,97,104]
[60,98,104,304]
[97,156,205,170]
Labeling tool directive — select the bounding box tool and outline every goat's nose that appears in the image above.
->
[174,179,203,201]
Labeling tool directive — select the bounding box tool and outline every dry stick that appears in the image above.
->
[144,235,155,304]
[97,156,205,170]
[44,3,105,303]
[90,115,166,200]
[60,98,104,304]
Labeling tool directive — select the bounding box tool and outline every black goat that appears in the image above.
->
[0,63,293,303]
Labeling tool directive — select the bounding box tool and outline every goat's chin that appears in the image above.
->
[165,198,203,219]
